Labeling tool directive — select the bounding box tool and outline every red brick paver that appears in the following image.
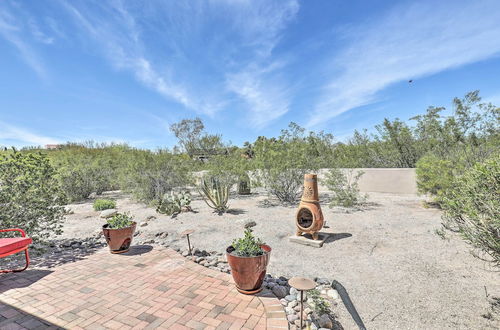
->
[0,247,288,329]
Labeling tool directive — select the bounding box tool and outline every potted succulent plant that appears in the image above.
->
[102,212,136,254]
[226,229,271,294]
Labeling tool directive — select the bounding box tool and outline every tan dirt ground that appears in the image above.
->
[60,190,499,330]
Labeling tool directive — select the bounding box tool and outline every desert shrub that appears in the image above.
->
[199,175,230,214]
[48,142,125,202]
[122,150,193,203]
[325,168,367,207]
[253,123,334,203]
[106,212,133,229]
[415,154,456,201]
[156,191,191,216]
[59,165,113,202]
[440,154,500,266]
[230,229,265,257]
[93,199,116,211]
[0,150,65,241]
[264,168,306,203]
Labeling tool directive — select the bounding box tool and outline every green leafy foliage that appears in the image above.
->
[121,150,193,203]
[49,142,122,202]
[156,191,191,216]
[253,123,335,203]
[199,176,230,214]
[416,154,456,201]
[440,154,500,266]
[106,212,133,229]
[325,168,367,208]
[0,150,65,241]
[93,199,116,211]
[231,229,265,257]
[414,91,499,203]
[308,289,332,316]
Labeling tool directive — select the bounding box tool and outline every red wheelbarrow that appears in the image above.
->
[0,229,32,273]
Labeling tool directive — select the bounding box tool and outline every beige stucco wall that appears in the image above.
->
[317,168,417,194]
[194,168,418,195]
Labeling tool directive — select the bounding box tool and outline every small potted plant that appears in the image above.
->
[102,212,136,254]
[226,229,271,294]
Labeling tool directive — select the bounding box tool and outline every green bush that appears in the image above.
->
[156,191,191,216]
[58,165,113,202]
[231,229,265,257]
[0,150,66,241]
[106,212,133,229]
[252,123,333,203]
[93,199,116,211]
[122,151,192,203]
[416,154,455,200]
[325,168,367,208]
[440,154,500,266]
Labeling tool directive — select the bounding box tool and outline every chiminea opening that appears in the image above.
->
[297,208,313,228]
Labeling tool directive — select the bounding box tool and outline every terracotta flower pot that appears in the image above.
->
[102,222,136,254]
[226,244,271,294]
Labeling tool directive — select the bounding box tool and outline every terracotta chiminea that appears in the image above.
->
[295,174,324,240]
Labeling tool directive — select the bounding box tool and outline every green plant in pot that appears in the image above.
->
[226,228,271,295]
[102,212,136,254]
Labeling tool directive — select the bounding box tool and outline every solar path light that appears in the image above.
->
[180,229,194,256]
[288,277,316,329]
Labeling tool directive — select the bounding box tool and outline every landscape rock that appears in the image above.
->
[288,300,298,308]
[315,278,330,286]
[285,306,295,315]
[285,294,296,302]
[287,314,299,323]
[327,289,339,300]
[280,299,288,306]
[155,232,168,239]
[244,221,257,229]
[272,285,288,299]
[317,314,332,329]
[139,222,148,227]
[100,209,117,218]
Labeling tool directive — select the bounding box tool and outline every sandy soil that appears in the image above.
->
[61,190,499,330]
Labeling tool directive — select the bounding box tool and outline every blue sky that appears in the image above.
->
[1,0,500,149]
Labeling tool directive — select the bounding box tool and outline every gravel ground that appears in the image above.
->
[60,190,499,330]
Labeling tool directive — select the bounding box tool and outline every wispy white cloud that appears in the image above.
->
[60,0,298,124]
[222,0,299,127]
[0,121,59,146]
[0,6,48,79]
[28,19,54,44]
[308,0,500,127]
[226,64,291,128]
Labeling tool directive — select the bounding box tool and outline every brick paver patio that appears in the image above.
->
[0,247,288,329]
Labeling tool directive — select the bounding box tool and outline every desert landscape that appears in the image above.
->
[21,189,494,329]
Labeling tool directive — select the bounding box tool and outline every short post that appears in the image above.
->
[180,229,195,256]
[288,277,316,329]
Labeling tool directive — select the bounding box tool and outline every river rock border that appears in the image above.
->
[175,246,341,330]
